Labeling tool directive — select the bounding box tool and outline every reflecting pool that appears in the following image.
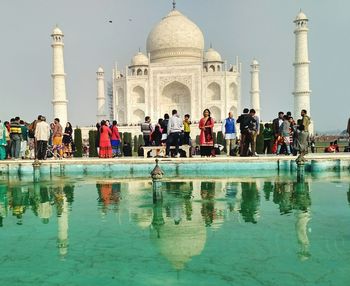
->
[0,172,349,285]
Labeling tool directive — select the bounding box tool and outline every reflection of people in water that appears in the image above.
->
[97,182,122,214]
[347,184,350,205]
[0,185,8,227]
[11,186,29,225]
[38,186,53,224]
[200,182,216,227]
[263,182,273,201]
[273,181,293,215]
[240,182,260,224]
[225,182,241,214]
[63,184,75,206]
[292,181,311,260]
[163,182,193,224]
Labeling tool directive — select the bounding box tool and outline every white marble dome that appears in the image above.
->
[97,66,104,73]
[146,10,204,63]
[204,48,222,62]
[131,52,149,66]
[295,11,308,21]
[52,26,63,35]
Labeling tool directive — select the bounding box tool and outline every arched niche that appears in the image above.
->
[229,82,238,101]
[161,81,191,118]
[133,109,145,124]
[209,106,221,122]
[229,106,238,119]
[208,82,221,101]
[118,110,126,124]
[117,88,124,106]
[132,86,145,104]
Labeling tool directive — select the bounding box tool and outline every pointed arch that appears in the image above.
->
[229,82,238,101]
[132,86,145,104]
[133,109,145,124]
[117,88,124,106]
[209,106,221,122]
[161,81,191,118]
[208,82,221,101]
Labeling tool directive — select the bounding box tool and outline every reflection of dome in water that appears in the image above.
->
[131,209,153,229]
[150,205,206,270]
[146,10,204,63]
[127,181,153,228]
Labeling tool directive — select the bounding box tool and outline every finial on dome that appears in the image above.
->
[172,0,176,10]
[139,47,141,52]
[210,42,212,49]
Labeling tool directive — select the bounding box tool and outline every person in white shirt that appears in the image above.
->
[166,109,183,157]
[35,115,50,160]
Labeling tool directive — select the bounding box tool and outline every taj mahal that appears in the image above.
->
[51,2,311,131]
[107,5,243,125]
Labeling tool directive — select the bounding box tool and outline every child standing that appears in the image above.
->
[183,114,191,145]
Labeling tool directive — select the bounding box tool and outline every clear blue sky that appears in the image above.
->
[0,0,348,132]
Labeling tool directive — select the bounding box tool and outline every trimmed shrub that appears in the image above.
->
[256,123,264,154]
[133,135,138,153]
[88,130,98,157]
[74,128,83,157]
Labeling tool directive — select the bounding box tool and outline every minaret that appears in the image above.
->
[293,11,312,133]
[51,27,68,126]
[250,59,260,117]
[96,67,107,123]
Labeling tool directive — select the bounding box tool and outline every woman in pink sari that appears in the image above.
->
[99,120,112,158]
[199,109,215,157]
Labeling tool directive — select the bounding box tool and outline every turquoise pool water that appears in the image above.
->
[0,172,349,286]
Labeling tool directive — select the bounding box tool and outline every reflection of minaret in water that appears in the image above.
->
[294,180,311,260]
[57,194,69,259]
[295,210,311,260]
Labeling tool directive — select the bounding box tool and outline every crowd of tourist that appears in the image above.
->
[1,108,348,160]
[0,115,73,160]
[134,107,312,158]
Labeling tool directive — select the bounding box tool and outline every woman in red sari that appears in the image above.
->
[99,120,112,158]
[199,109,215,157]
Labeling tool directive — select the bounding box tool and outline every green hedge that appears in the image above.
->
[88,130,98,157]
[256,123,264,154]
[74,128,83,157]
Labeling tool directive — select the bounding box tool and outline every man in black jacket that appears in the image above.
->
[237,108,255,156]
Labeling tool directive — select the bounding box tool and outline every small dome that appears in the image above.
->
[52,26,63,35]
[146,10,204,63]
[295,11,308,21]
[204,48,222,62]
[97,67,104,73]
[131,52,149,66]
[251,59,259,65]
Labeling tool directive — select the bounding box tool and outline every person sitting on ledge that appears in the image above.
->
[325,142,336,153]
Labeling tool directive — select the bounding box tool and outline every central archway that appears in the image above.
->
[161,81,191,117]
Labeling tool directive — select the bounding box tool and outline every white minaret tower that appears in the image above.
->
[51,27,68,126]
[250,59,260,117]
[96,67,107,123]
[293,11,312,133]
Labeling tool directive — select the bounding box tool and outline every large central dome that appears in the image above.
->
[146,10,205,63]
